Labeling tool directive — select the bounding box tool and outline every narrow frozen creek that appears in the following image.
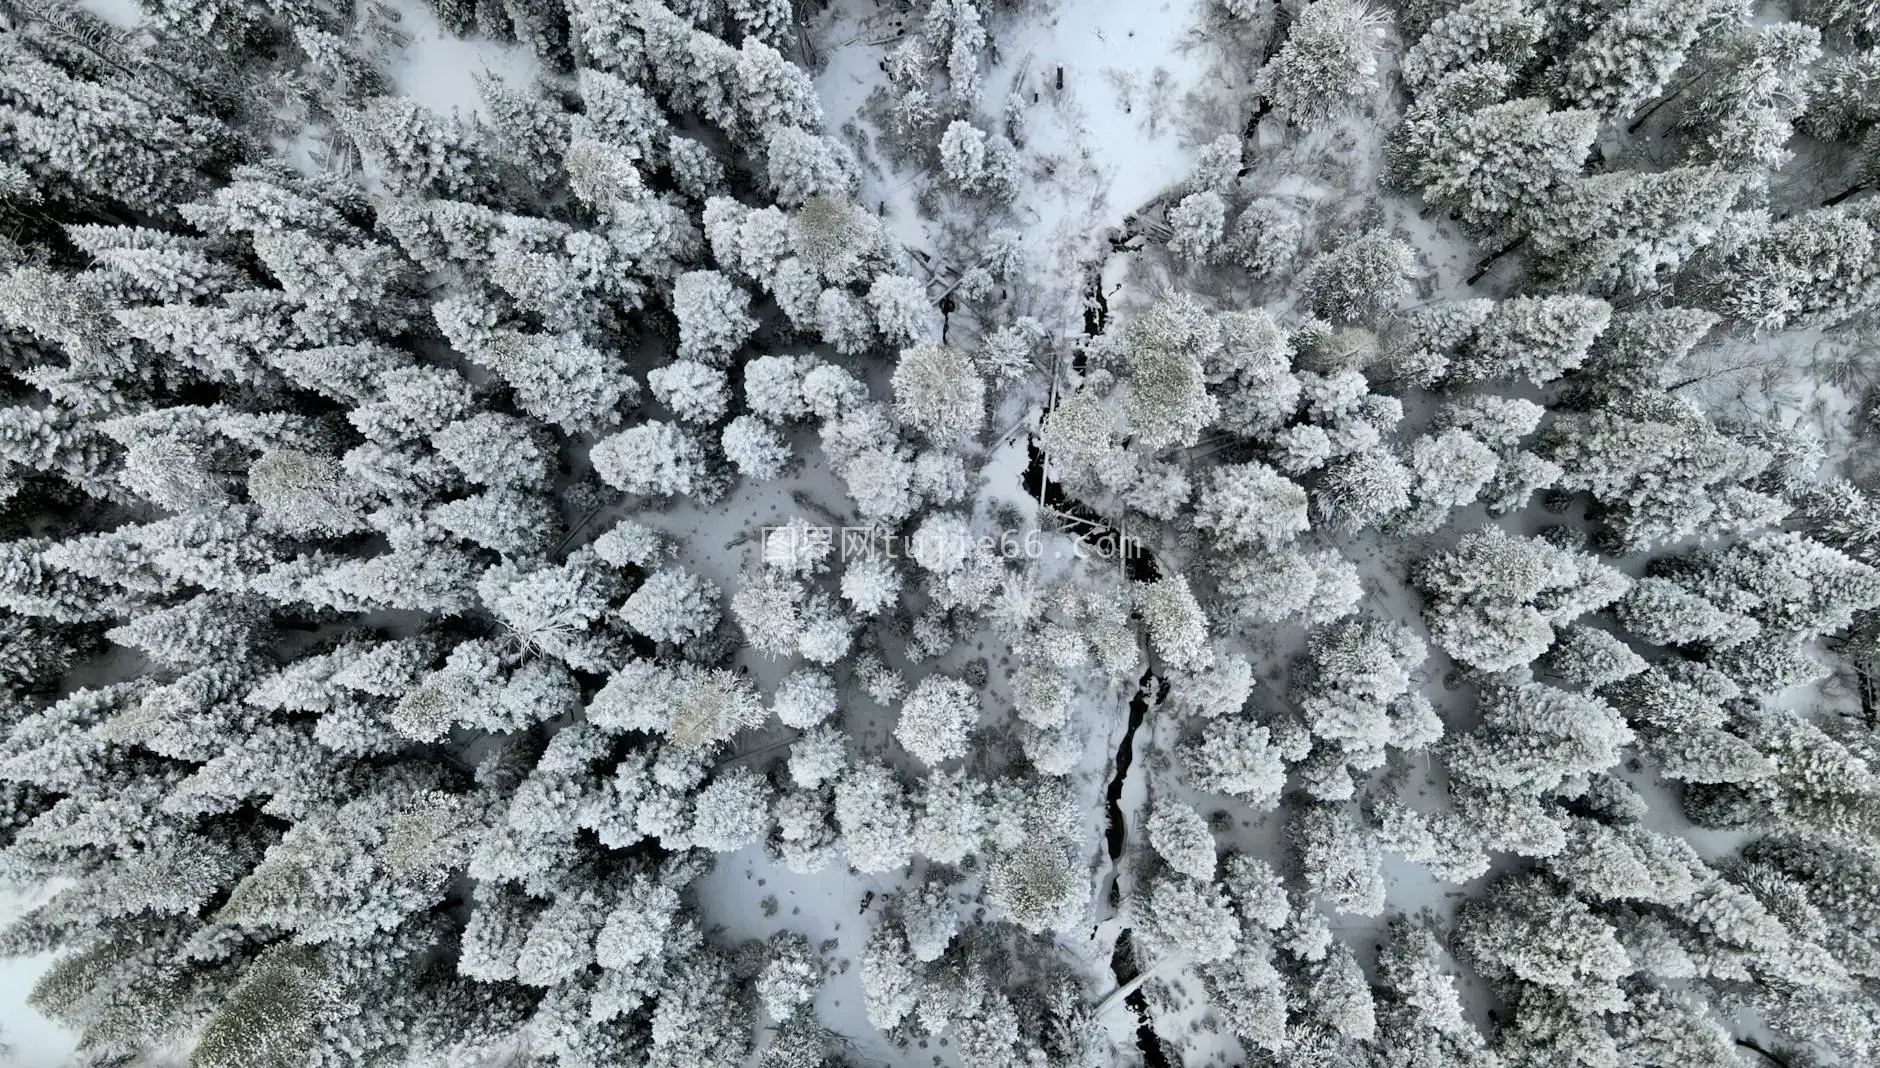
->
[1017,248,1176,1065]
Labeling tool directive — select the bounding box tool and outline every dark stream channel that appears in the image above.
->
[1021,265,1171,1066]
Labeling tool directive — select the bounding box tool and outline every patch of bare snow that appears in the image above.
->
[981,0,1216,244]
[271,127,337,179]
[0,884,77,1068]
[817,0,1222,332]
[693,847,906,1065]
[376,0,541,121]
[72,0,142,28]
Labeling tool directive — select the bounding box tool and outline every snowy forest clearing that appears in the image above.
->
[815,0,1220,337]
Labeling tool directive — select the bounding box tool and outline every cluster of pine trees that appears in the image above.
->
[0,0,1035,1064]
[1103,0,1880,1064]
[4,0,1880,1064]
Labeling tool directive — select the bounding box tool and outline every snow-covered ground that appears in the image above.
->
[72,0,142,27]
[378,0,542,121]
[815,0,1232,331]
[0,886,77,1067]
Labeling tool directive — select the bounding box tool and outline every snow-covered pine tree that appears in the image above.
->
[1254,0,1388,127]
[1393,93,1599,240]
